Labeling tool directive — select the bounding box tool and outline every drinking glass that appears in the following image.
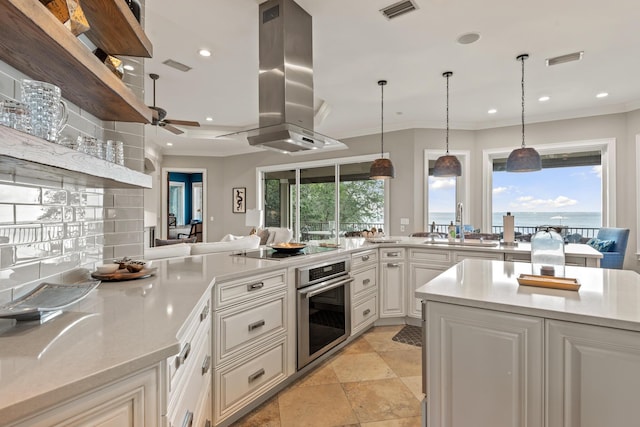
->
[76,136,99,157]
[0,100,31,133]
[115,141,125,166]
[20,79,68,142]
[105,140,115,163]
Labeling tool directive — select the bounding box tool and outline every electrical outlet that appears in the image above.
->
[210,216,214,222]
[400,225,405,232]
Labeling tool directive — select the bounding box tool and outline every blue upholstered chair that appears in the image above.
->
[593,228,630,269]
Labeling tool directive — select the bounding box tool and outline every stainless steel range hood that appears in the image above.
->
[244,0,344,153]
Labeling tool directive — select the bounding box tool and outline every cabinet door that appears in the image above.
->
[408,263,447,318]
[546,320,640,427]
[427,302,543,427]
[380,261,405,317]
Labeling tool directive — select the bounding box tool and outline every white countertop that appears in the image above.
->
[416,259,640,332]
[0,238,601,423]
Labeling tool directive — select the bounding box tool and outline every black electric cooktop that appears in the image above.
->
[231,245,338,260]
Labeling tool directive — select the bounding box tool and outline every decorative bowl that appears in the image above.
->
[269,242,307,253]
[96,263,119,274]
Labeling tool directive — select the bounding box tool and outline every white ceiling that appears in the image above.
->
[142,0,640,157]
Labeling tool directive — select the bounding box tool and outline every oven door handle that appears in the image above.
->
[300,277,354,299]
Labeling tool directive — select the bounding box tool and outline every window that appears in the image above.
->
[259,155,387,241]
[483,139,615,238]
[424,150,470,232]
[192,182,203,221]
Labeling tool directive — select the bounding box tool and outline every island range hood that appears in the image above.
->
[244,0,344,153]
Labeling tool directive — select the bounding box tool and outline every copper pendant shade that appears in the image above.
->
[370,80,395,180]
[506,54,542,172]
[433,71,462,177]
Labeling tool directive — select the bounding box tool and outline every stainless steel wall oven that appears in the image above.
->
[297,258,352,369]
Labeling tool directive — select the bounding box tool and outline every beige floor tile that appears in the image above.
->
[340,336,376,354]
[295,361,340,388]
[278,383,359,427]
[342,378,421,423]
[363,330,417,352]
[363,324,404,336]
[233,396,281,427]
[399,376,424,401]
[330,352,396,383]
[361,416,422,427]
[379,348,422,377]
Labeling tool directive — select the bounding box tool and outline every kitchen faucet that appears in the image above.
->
[456,202,464,242]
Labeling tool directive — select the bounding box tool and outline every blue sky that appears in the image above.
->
[429,165,602,212]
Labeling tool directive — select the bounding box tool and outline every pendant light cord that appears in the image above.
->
[520,55,526,149]
[446,73,450,154]
[380,82,385,157]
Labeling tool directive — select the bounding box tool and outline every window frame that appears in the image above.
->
[481,138,616,232]
[256,153,388,241]
[423,149,471,231]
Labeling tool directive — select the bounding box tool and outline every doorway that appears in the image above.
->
[161,168,207,242]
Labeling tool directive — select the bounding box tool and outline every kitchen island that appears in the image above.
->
[0,239,602,426]
[416,259,640,427]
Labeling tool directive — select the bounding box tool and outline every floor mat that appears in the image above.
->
[391,325,422,347]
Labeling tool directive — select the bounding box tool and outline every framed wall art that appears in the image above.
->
[232,187,246,213]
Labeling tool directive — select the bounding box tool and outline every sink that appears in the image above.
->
[423,239,500,247]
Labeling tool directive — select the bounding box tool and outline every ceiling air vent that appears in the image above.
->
[546,51,584,67]
[380,0,418,19]
[162,59,192,72]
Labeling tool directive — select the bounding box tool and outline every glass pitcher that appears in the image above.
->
[20,79,68,142]
[531,228,565,276]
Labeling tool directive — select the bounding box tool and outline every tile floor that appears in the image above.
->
[233,325,424,427]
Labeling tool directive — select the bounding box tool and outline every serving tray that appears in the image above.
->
[517,274,581,291]
[0,280,100,321]
[91,267,157,282]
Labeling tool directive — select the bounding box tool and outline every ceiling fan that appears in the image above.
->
[148,73,200,135]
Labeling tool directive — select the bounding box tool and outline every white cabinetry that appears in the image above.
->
[11,365,164,427]
[546,320,640,427]
[379,248,406,318]
[427,301,544,427]
[213,269,288,424]
[408,249,451,319]
[167,290,212,427]
[350,249,379,334]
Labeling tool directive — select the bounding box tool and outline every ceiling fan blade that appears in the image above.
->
[161,123,184,135]
[164,119,200,127]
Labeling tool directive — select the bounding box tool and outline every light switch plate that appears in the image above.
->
[400,218,410,225]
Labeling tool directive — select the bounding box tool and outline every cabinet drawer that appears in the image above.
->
[380,248,405,260]
[351,249,378,269]
[215,338,287,421]
[352,292,378,334]
[215,270,286,309]
[452,250,503,263]
[168,327,211,427]
[351,265,377,298]
[505,252,531,262]
[169,293,211,392]
[408,248,451,266]
[216,292,286,364]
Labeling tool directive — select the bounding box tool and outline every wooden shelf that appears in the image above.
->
[0,0,153,123]
[0,126,152,189]
[82,0,153,58]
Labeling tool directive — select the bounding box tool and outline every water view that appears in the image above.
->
[429,212,601,229]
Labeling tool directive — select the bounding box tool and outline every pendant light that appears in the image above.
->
[370,80,395,179]
[506,54,541,172]
[433,71,462,177]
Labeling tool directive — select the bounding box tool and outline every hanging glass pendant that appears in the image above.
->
[433,71,461,177]
[370,80,395,180]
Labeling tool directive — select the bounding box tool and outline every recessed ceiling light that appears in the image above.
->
[538,96,550,102]
[166,142,173,146]
[457,32,481,45]
[596,92,609,98]
[488,108,497,114]
[198,49,211,57]
[206,117,213,121]
[123,64,135,71]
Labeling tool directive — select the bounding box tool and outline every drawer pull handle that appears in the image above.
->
[248,319,266,331]
[247,281,264,291]
[201,355,211,376]
[248,368,265,383]
[199,302,209,322]
[363,278,371,285]
[363,308,371,316]
[175,342,191,369]
[387,263,400,268]
[387,252,399,257]
[182,410,193,427]
[361,255,370,261]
